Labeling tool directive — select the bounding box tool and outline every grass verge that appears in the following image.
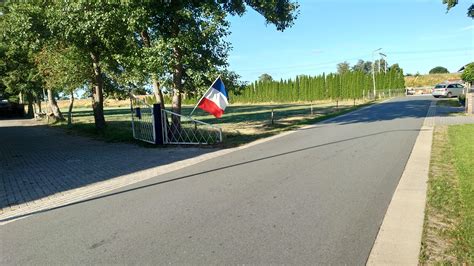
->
[437,99,461,107]
[420,124,474,264]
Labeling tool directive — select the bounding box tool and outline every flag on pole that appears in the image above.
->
[197,77,228,118]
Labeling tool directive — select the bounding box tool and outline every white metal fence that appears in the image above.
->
[161,109,222,145]
[130,95,155,144]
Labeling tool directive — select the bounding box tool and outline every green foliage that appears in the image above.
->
[1,0,299,122]
[443,0,459,10]
[228,67,405,103]
[259,73,274,82]
[443,0,474,17]
[458,94,466,106]
[352,60,373,74]
[429,66,449,74]
[337,62,350,74]
[35,44,90,93]
[0,2,47,101]
[461,62,474,83]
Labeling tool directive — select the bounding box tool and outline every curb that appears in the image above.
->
[0,98,392,225]
[367,101,435,265]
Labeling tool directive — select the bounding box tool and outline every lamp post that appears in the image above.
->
[372,48,382,99]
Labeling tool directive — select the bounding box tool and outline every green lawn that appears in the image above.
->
[437,99,462,107]
[421,124,474,264]
[53,100,372,147]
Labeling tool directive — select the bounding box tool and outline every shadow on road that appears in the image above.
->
[1,127,429,223]
[0,97,433,213]
[320,98,432,125]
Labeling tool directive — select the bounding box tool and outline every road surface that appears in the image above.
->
[0,96,432,264]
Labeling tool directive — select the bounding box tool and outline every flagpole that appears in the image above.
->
[189,75,221,117]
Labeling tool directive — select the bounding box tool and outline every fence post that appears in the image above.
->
[153,104,164,145]
[271,108,274,125]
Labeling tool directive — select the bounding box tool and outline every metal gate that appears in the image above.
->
[130,94,156,144]
[130,95,222,145]
[161,109,223,145]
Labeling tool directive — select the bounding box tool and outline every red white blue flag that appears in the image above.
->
[197,77,228,118]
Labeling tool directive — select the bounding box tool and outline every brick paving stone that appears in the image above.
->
[0,119,215,215]
[434,105,474,125]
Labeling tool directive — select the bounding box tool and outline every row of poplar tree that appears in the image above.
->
[228,68,405,103]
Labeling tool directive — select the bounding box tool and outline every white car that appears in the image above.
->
[432,83,465,98]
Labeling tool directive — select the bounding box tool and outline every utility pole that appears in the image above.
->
[372,48,382,99]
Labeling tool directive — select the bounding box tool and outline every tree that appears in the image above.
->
[35,44,90,124]
[46,2,135,130]
[0,3,48,117]
[144,1,298,130]
[461,62,474,85]
[429,66,449,74]
[352,60,372,74]
[337,62,350,74]
[389,63,402,73]
[259,73,274,82]
[374,58,387,73]
[443,0,474,17]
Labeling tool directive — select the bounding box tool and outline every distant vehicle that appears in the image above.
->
[431,83,465,98]
[406,88,416,95]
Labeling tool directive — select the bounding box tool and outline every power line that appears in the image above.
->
[232,47,472,72]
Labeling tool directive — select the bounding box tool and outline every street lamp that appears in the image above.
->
[372,48,382,99]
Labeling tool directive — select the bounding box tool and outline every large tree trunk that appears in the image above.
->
[151,74,164,108]
[90,52,106,130]
[26,92,34,118]
[170,45,184,140]
[47,89,64,121]
[67,91,74,126]
[35,94,42,113]
[140,30,165,109]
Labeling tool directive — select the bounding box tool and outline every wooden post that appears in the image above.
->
[271,108,274,125]
[310,102,313,115]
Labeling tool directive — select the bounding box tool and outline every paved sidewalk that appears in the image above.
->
[435,105,474,125]
[0,119,215,214]
[368,100,473,264]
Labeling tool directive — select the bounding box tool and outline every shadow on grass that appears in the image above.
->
[63,102,363,146]
[61,97,431,148]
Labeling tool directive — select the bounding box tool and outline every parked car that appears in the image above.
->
[431,83,465,98]
[406,88,415,95]
[0,99,25,118]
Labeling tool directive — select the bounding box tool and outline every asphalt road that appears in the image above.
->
[0,96,432,265]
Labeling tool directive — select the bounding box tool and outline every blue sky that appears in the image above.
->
[226,0,474,82]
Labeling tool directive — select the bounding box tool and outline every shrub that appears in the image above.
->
[458,94,466,106]
[429,66,449,74]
